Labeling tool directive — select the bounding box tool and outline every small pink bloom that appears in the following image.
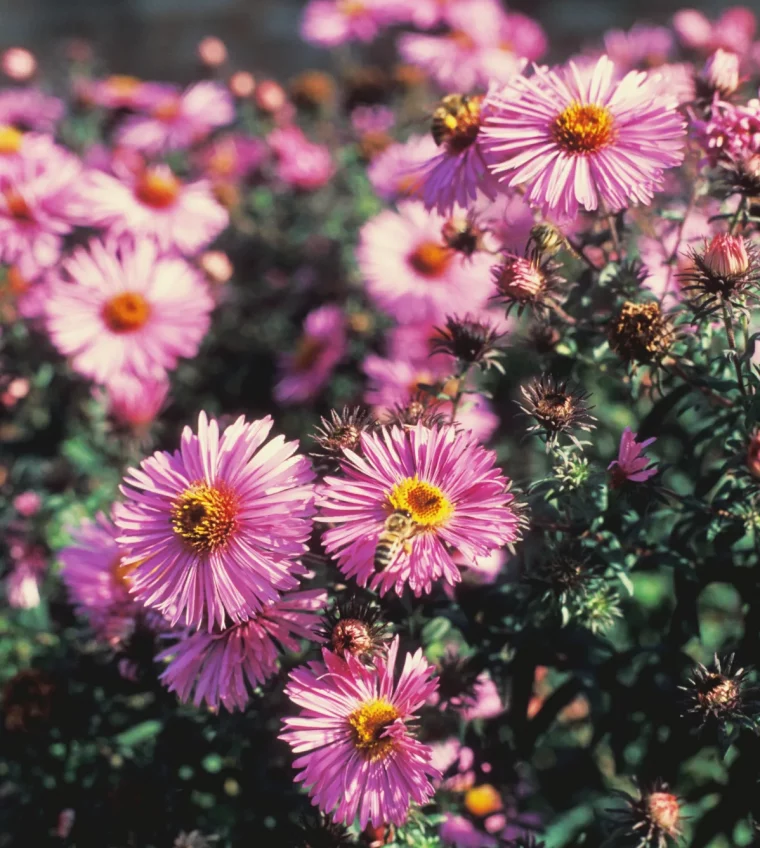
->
[602,24,674,70]
[0,88,65,133]
[255,79,287,113]
[116,81,234,154]
[104,370,170,427]
[269,125,334,190]
[280,637,440,827]
[301,0,393,47]
[366,134,438,202]
[608,427,657,486]
[13,491,41,517]
[229,71,256,99]
[197,36,228,68]
[703,233,750,277]
[194,133,267,183]
[276,305,347,404]
[1,48,37,82]
[44,235,214,383]
[7,562,41,609]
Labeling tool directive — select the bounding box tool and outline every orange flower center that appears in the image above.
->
[408,241,452,278]
[347,699,400,762]
[3,186,33,221]
[388,476,453,527]
[111,556,138,589]
[6,266,29,295]
[338,0,365,17]
[0,125,23,155]
[152,95,182,122]
[102,292,152,333]
[170,483,239,554]
[106,75,142,98]
[551,102,615,154]
[134,168,181,209]
[292,334,327,372]
[432,94,483,154]
[448,30,476,50]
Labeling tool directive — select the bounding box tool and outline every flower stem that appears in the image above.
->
[722,301,747,395]
[728,195,747,235]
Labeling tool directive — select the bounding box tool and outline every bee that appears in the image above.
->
[431,94,482,149]
[374,509,417,572]
[441,213,488,258]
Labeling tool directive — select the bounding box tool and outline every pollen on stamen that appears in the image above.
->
[550,101,615,154]
[170,483,239,554]
[388,477,454,527]
[347,699,400,762]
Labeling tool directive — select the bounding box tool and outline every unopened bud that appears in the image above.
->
[703,233,749,277]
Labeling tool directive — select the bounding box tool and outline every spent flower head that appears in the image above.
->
[315,595,391,661]
[680,653,758,732]
[609,301,676,366]
[311,406,377,472]
[431,314,506,372]
[519,374,597,450]
[607,780,682,848]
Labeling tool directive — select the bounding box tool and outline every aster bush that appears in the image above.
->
[4,4,760,848]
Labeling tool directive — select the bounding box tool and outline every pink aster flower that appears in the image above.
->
[157,588,326,711]
[602,24,674,71]
[608,427,658,487]
[103,370,171,428]
[275,304,347,404]
[114,412,316,631]
[7,560,42,609]
[399,1,544,92]
[0,88,64,132]
[673,7,756,56]
[58,511,141,645]
[300,0,393,47]
[366,134,438,202]
[481,55,687,219]
[317,424,520,596]
[82,75,155,111]
[115,81,234,154]
[44,235,213,383]
[71,163,229,254]
[0,139,81,278]
[194,133,267,183]
[269,126,334,191]
[280,636,440,828]
[357,200,495,324]
[691,97,760,167]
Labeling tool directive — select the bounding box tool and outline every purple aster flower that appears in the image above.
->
[280,636,440,828]
[114,412,315,631]
[158,588,327,711]
[317,424,521,597]
[608,427,658,487]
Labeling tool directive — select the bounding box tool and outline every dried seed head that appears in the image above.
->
[385,391,451,429]
[519,374,596,448]
[295,812,354,848]
[311,407,376,471]
[607,780,683,848]
[431,314,505,371]
[609,301,676,364]
[680,653,757,730]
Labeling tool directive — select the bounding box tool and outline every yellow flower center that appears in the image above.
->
[408,241,452,279]
[134,167,181,209]
[550,101,615,154]
[105,75,142,98]
[388,476,453,527]
[170,483,239,554]
[0,125,23,155]
[338,0,365,17]
[102,292,152,333]
[347,698,400,762]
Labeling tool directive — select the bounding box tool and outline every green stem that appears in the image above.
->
[722,301,747,395]
[729,195,747,235]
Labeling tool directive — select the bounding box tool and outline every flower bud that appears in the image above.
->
[494,256,545,302]
[703,233,749,277]
[646,792,681,835]
[197,36,227,68]
[255,79,287,113]
[1,47,36,82]
[700,48,740,98]
[229,71,255,98]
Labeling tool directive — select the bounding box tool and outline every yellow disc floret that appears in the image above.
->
[347,698,400,762]
[388,476,453,527]
[170,483,239,554]
[550,102,615,154]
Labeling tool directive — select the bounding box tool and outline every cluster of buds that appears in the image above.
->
[681,234,760,319]
[519,374,597,450]
[608,301,676,366]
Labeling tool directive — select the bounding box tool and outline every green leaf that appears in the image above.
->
[114,720,161,749]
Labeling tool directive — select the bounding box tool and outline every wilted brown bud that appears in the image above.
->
[609,301,675,364]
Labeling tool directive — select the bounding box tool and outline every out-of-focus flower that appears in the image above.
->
[13,491,41,517]
[82,75,151,110]
[290,70,337,110]
[0,88,64,132]
[280,636,440,827]
[317,424,521,596]
[275,304,347,404]
[1,48,37,82]
[300,0,394,48]
[691,97,760,167]
[104,370,171,428]
[366,134,438,202]
[268,125,334,190]
[44,235,213,383]
[197,36,228,68]
[195,134,267,184]
[399,1,544,92]
[116,81,234,154]
[602,24,674,71]
[608,427,657,487]
[254,79,287,113]
[357,200,495,324]
[59,511,140,644]
[70,163,229,255]
[440,813,497,848]
[698,49,741,100]
[199,250,234,285]
[0,140,81,278]
[115,412,315,631]
[482,55,687,219]
[7,560,42,609]
[465,784,503,817]
[158,588,326,711]
[673,7,757,56]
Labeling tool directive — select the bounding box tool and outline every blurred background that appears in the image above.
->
[0,0,748,81]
